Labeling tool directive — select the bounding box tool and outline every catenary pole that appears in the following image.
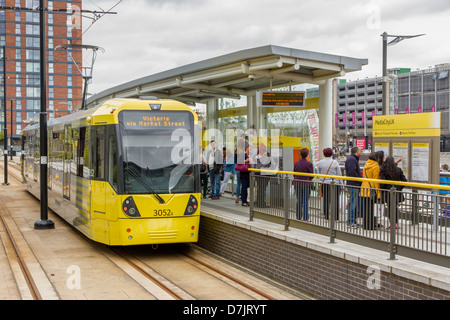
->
[10,100,13,160]
[2,46,8,185]
[34,0,54,229]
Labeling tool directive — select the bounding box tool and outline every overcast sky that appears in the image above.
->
[80,0,450,95]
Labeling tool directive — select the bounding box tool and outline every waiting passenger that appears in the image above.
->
[255,143,273,208]
[200,147,209,199]
[360,152,382,230]
[234,138,246,204]
[379,156,407,230]
[237,144,251,207]
[439,164,450,216]
[206,140,223,200]
[317,148,343,220]
[220,149,236,195]
[293,148,314,221]
[345,147,362,227]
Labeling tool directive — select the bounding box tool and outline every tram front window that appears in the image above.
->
[119,111,195,195]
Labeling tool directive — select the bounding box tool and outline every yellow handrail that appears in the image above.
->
[249,168,450,191]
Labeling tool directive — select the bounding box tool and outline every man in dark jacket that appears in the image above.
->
[345,147,362,226]
[293,148,314,220]
[207,140,224,199]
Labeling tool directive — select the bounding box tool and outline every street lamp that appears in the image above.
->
[346,131,350,154]
[381,32,425,115]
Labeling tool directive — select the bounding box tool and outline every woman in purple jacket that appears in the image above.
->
[293,148,314,221]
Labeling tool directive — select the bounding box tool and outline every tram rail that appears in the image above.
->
[177,248,277,300]
[109,246,185,300]
[0,172,42,300]
[101,244,285,300]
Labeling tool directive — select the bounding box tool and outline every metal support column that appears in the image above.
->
[34,0,54,229]
[319,79,333,158]
[382,32,389,115]
[2,46,8,185]
[388,187,397,260]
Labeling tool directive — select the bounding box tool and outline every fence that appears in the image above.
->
[248,168,450,265]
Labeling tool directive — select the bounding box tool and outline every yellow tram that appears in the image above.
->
[23,98,201,245]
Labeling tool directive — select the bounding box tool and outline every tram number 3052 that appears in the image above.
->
[153,209,173,216]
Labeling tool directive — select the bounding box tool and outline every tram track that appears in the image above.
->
[0,161,43,300]
[107,244,301,300]
[0,200,42,300]
[176,248,277,300]
[108,246,186,300]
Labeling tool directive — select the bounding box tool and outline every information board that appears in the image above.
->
[392,142,409,174]
[256,91,305,107]
[412,142,430,182]
[374,142,389,156]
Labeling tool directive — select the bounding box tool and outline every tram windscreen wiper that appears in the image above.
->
[124,166,165,204]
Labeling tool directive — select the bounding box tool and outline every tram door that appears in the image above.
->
[63,125,71,200]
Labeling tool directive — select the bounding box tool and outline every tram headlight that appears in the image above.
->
[123,196,141,217]
[184,195,198,215]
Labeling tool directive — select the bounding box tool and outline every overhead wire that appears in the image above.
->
[81,0,123,37]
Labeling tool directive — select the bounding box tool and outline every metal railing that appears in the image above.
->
[249,169,450,265]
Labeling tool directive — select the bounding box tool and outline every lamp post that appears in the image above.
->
[381,32,425,115]
[346,131,350,154]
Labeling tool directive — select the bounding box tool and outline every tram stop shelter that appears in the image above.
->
[85,45,368,154]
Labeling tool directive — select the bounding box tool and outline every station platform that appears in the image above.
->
[199,194,450,299]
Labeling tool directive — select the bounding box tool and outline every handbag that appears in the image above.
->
[235,162,249,172]
[318,160,333,197]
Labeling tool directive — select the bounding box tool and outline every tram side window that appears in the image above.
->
[72,128,87,178]
[52,131,64,171]
[34,131,40,159]
[95,126,105,179]
[107,129,118,191]
[82,127,90,179]
[72,128,80,175]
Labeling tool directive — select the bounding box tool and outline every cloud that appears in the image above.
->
[82,0,450,93]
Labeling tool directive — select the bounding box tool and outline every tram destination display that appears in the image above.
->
[256,91,305,108]
[120,110,191,130]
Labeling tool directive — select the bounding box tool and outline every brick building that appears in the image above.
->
[0,0,82,147]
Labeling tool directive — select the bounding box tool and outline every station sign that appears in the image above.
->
[256,91,305,108]
[372,112,440,137]
[120,110,190,130]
